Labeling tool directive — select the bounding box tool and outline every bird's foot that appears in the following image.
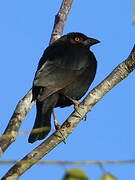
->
[71,98,87,121]
[54,117,61,130]
[72,99,84,118]
[72,99,80,110]
[64,96,82,118]
[84,114,87,121]
[75,102,87,121]
[52,110,66,144]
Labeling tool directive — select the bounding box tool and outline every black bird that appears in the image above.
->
[28,32,100,143]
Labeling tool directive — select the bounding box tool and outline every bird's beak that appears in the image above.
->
[84,38,100,47]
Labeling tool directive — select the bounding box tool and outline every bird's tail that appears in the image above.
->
[28,94,58,143]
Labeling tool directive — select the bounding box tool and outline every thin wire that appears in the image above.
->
[0,128,55,140]
[0,159,135,165]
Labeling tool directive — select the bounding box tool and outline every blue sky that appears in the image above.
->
[0,0,135,179]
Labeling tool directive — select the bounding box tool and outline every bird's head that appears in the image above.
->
[56,32,100,48]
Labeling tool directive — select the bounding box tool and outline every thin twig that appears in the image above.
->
[50,0,73,44]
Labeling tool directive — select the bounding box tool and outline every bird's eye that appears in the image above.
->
[74,37,80,42]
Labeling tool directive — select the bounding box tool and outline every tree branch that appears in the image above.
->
[0,0,73,157]
[0,90,34,157]
[50,0,73,44]
[2,46,135,180]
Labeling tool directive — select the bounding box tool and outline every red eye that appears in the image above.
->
[75,37,80,42]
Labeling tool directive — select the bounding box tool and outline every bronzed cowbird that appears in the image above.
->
[28,32,100,143]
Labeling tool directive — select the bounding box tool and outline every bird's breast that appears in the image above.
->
[50,45,91,71]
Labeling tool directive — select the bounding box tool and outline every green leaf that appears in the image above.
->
[63,168,89,180]
[99,173,117,180]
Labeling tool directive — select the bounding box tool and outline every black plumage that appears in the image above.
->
[28,32,100,143]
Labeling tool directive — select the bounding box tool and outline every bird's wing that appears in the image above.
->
[34,44,90,88]
[34,59,85,88]
[33,44,92,100]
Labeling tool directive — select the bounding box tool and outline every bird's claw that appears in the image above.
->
[53,110,66,144]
